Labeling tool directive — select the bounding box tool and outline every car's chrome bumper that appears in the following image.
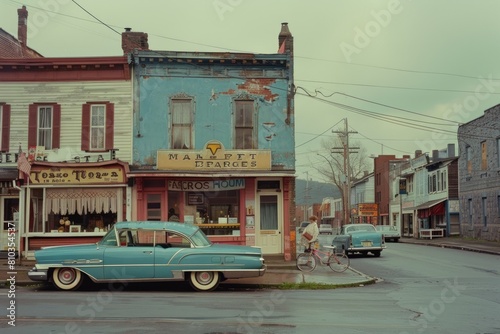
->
[28,267,48,282]
[349,246,386,252]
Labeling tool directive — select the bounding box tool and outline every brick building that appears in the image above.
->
[458,104,500,241]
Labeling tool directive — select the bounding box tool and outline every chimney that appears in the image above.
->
[432,150,439,161]
[415,150,422,157]
[278,22,293,54]
[17,5,28,46]
[121,28,149,54]
[447,143,455,157]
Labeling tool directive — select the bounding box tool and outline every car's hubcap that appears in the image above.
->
[59,269,76,284]
[196,272,213,284]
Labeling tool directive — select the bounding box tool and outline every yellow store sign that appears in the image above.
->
[29,167,125,185]
[157,141,271,171]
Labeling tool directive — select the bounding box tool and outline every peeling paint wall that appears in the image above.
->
[132,53,294,170]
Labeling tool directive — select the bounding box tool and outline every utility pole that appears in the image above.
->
[332,118,359,226]
[304,171,311,220]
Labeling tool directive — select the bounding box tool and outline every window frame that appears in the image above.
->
[28,103,61,150]
[81,102,114,152]
[481,141,487,170]
[234,99,256,149]
[466,145,472,174]
[0,103,11,152]
[170,98,194,149]
[90,104,106,150]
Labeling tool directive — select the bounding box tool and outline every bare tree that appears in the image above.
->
[314,129,370,225]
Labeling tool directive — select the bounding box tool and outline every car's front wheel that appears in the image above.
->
[188,271,220,291]
[52,267,83,291]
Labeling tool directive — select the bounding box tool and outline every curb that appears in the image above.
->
[399,240,500,256]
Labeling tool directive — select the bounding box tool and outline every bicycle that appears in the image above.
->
[296,245,350,273]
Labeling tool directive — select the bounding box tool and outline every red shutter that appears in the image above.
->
[52,104,61,149]
[28,104,38,148]
[1,104,10,152]
[105,102,114,150]
[81,103,91,151]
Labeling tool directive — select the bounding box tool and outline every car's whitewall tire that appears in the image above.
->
[188,271,220,291]
[52,267,83,291]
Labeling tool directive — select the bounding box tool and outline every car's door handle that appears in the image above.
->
[143,251,153,254]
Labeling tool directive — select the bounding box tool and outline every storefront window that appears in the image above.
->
[183,190,240,235]
[38,188,121,233]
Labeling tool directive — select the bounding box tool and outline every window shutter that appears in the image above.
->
[105,103,114,150]
[52,104,61,149]
[28,104,38,148]
[81,103,91,151]
[1,104,10,152]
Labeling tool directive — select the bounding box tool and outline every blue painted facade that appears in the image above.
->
[131,51,294,170]
[127,26,296,259]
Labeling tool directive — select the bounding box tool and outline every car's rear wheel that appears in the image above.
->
[188,271,220,291]
[52,267,83,291]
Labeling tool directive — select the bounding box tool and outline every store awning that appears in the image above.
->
[410,198,447,210]
[0,168,18,181]
[410,198,447,219]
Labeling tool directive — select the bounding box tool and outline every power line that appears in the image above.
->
[71,0,121,35]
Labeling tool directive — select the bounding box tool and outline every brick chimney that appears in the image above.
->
[17,5,28,46]
[278,22,293,54]
[121,28,149,54]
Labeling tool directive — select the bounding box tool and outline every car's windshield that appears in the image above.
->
[190,229,212,247]
[99,229,118,246]
[346,225,376,233]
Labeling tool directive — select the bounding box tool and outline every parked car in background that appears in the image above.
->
[375,225,400,242]
[28,221,266,292]
[298,221,309,234]
[331,223,386,257]
[319,224,333,235]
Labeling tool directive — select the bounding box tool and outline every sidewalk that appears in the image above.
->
[2,236,499,289]
[399,235,500,256]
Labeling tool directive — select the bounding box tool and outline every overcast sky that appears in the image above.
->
[2,0,500,182]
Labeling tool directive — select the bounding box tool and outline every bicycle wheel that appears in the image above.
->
[296,252,317,272]
[328,253,350,273]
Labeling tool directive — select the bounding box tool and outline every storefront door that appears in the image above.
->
[0,197,19,252]
[256,193,282,254]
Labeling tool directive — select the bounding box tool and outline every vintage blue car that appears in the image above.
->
[331,223,386,257]
[28,221,266,291]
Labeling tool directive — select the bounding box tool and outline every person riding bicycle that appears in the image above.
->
[301,215,319,252]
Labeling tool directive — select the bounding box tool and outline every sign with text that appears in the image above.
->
[357,203,379,217]
[168,179,245,192]
[29,167,126,185]
[157,141,271,171]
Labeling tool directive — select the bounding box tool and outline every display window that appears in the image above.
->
[29,187,122,233]
[183,190,240,236]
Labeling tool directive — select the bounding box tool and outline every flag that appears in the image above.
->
[278,41,286,54]
[17,152,31,176]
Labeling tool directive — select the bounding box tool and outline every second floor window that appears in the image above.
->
[481,141,487,170]
[0,103,10,152]
[28,103,61,150]
[38,106,53,149]
[171,99,193,149]
[82,102,114,151]
[466,145,472,174]
[91,105,105,150]
[234,100,255,149]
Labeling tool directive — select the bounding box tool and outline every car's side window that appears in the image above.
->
[99,229,118,246]
[166,232,192,248]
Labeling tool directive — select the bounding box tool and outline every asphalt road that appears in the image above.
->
[1,242,499,334]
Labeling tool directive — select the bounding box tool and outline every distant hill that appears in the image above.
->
[295,178,340,205]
